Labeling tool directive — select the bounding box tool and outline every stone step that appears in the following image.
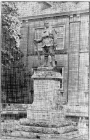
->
[2,119,78,139]
[19,118,76,128]
[15,124,77,134]
[2,130,79,139]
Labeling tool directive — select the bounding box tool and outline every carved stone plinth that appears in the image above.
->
[27,67,64,124]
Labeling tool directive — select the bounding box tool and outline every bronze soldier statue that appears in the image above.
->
[34,21,57,67]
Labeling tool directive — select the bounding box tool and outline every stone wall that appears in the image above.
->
[68,14,89,105]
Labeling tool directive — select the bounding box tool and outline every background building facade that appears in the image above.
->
[19,2,89,105]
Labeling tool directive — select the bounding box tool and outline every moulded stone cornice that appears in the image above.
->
[20,9,89,22]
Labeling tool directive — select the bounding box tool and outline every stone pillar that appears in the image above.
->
[27,67,64,124]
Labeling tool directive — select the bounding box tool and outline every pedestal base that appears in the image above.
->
[27,109,65,124]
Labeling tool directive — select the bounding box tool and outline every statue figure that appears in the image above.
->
[34,21,57,67]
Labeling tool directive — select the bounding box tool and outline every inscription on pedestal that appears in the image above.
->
[27,69,64,123]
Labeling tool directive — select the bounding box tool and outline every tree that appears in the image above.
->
[1,1,22,65]
[1,2,26,103]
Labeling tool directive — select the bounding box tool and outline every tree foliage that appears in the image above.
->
[2,2,21,47]
[2,2,23,68]
[1,2,29,103]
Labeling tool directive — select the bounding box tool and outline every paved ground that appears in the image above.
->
[1,137,88,140]
[0,138,87,140]
[1,134,88,140]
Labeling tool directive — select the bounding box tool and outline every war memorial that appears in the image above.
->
[1,2,89,140]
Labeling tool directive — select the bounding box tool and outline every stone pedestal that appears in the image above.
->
[2,68,79,139]
[27,67,64,124]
